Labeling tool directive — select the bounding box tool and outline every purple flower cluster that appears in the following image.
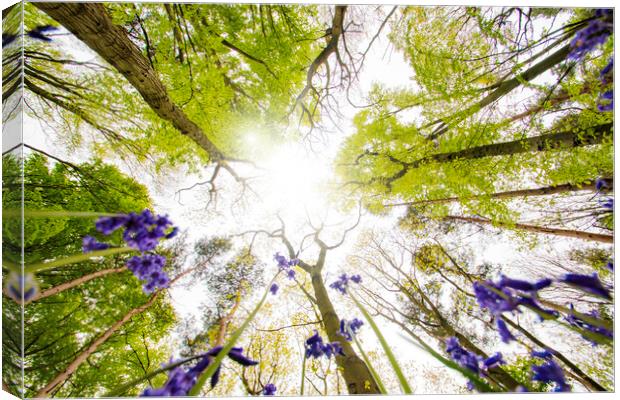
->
[595,177,611,191]
[568,9,613,60]
[270,283,279,295]
[598,90,613,112]
[3,25,58,47]
[445,337,505,391]
[95,210,177,252]
[329,273,362,294]
[263,383,277,396]
[531,359,571,392]
[127,254,169,293]
[339,318,364,341]
[565,304,613,345]
[473,276,556,343]
[559,273,611,299]
[600,197,614,210]
[4,271,38,303]
[82,235,109,253]
[89,210,178,293]
[142,346,258,396]
[304,331,345,359]
[274,253,299,280]
[531,349,553,360]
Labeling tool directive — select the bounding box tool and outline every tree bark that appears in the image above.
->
[444,215,613,244]
[26,267,126,304]
[309,271,381,394]
[426,43,571,141]
[368,123,612,188]
[388,180,609,208]
[34,3,226,163]
[420,123,611,167]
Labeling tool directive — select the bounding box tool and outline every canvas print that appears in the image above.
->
[1,2,614,398]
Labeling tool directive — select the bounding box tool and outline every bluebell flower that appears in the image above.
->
[95,209,176,252]
[565,304,613,345]
[274,253,298,279]
[444,337,481,375]
[568,11,613,60]
[597,91,613,112]
[95,214,128,235]
[126,254,170,293]
[606,261,614,271]
[473,281,519,315]
[498,275,552,292]
[531,360,571,392]
[496,318,516,343]
[339,318,364,341]
[3,25,58,47]
[304,331,344,359]
[482,352,505,370]
[600,57,613,81]
[263,383,276,396]
[531,349,553,360]
[2,33,17,47]
[560,273,611,299]
[4,271,39,303]
[270,283,279,295]
[82,235,110,253]
[274,253,290,269]
[26,25,58,41]
[600,197,614,210]
[142,346,258,396]
[595,177,611,191]
[329,273,361,295]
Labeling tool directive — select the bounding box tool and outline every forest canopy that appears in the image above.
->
[1,2,615,398]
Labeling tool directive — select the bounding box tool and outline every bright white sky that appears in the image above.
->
[1,0,617,398]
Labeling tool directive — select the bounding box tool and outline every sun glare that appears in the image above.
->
[257,142,331,217]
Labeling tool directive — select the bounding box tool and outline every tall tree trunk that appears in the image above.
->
[420,123,611,167]
[503,317,606,391]
[26,267,126,304]
[34,3,227,164]
[426,41,572,141]
[388,180,609,208]
[373,123,612,188]
[444,215,613,243]
[309,271,381,394]
[214,292,241,347]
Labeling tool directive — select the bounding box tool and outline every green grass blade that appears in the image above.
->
[4,209,121,218]
[397,333,496,392]
[26,247,135,273]
[188,274,277,396]
[350,292,413,394]
[104,354,206,397]
[352,334,388,394]
[300,354,306,395]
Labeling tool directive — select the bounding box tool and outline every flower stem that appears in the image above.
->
[300,354,306,395]
[350,291,413,394]
[3,209,121,218]
[352,334,387,394]
[188,273,279,396]
[26,247,135,273]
